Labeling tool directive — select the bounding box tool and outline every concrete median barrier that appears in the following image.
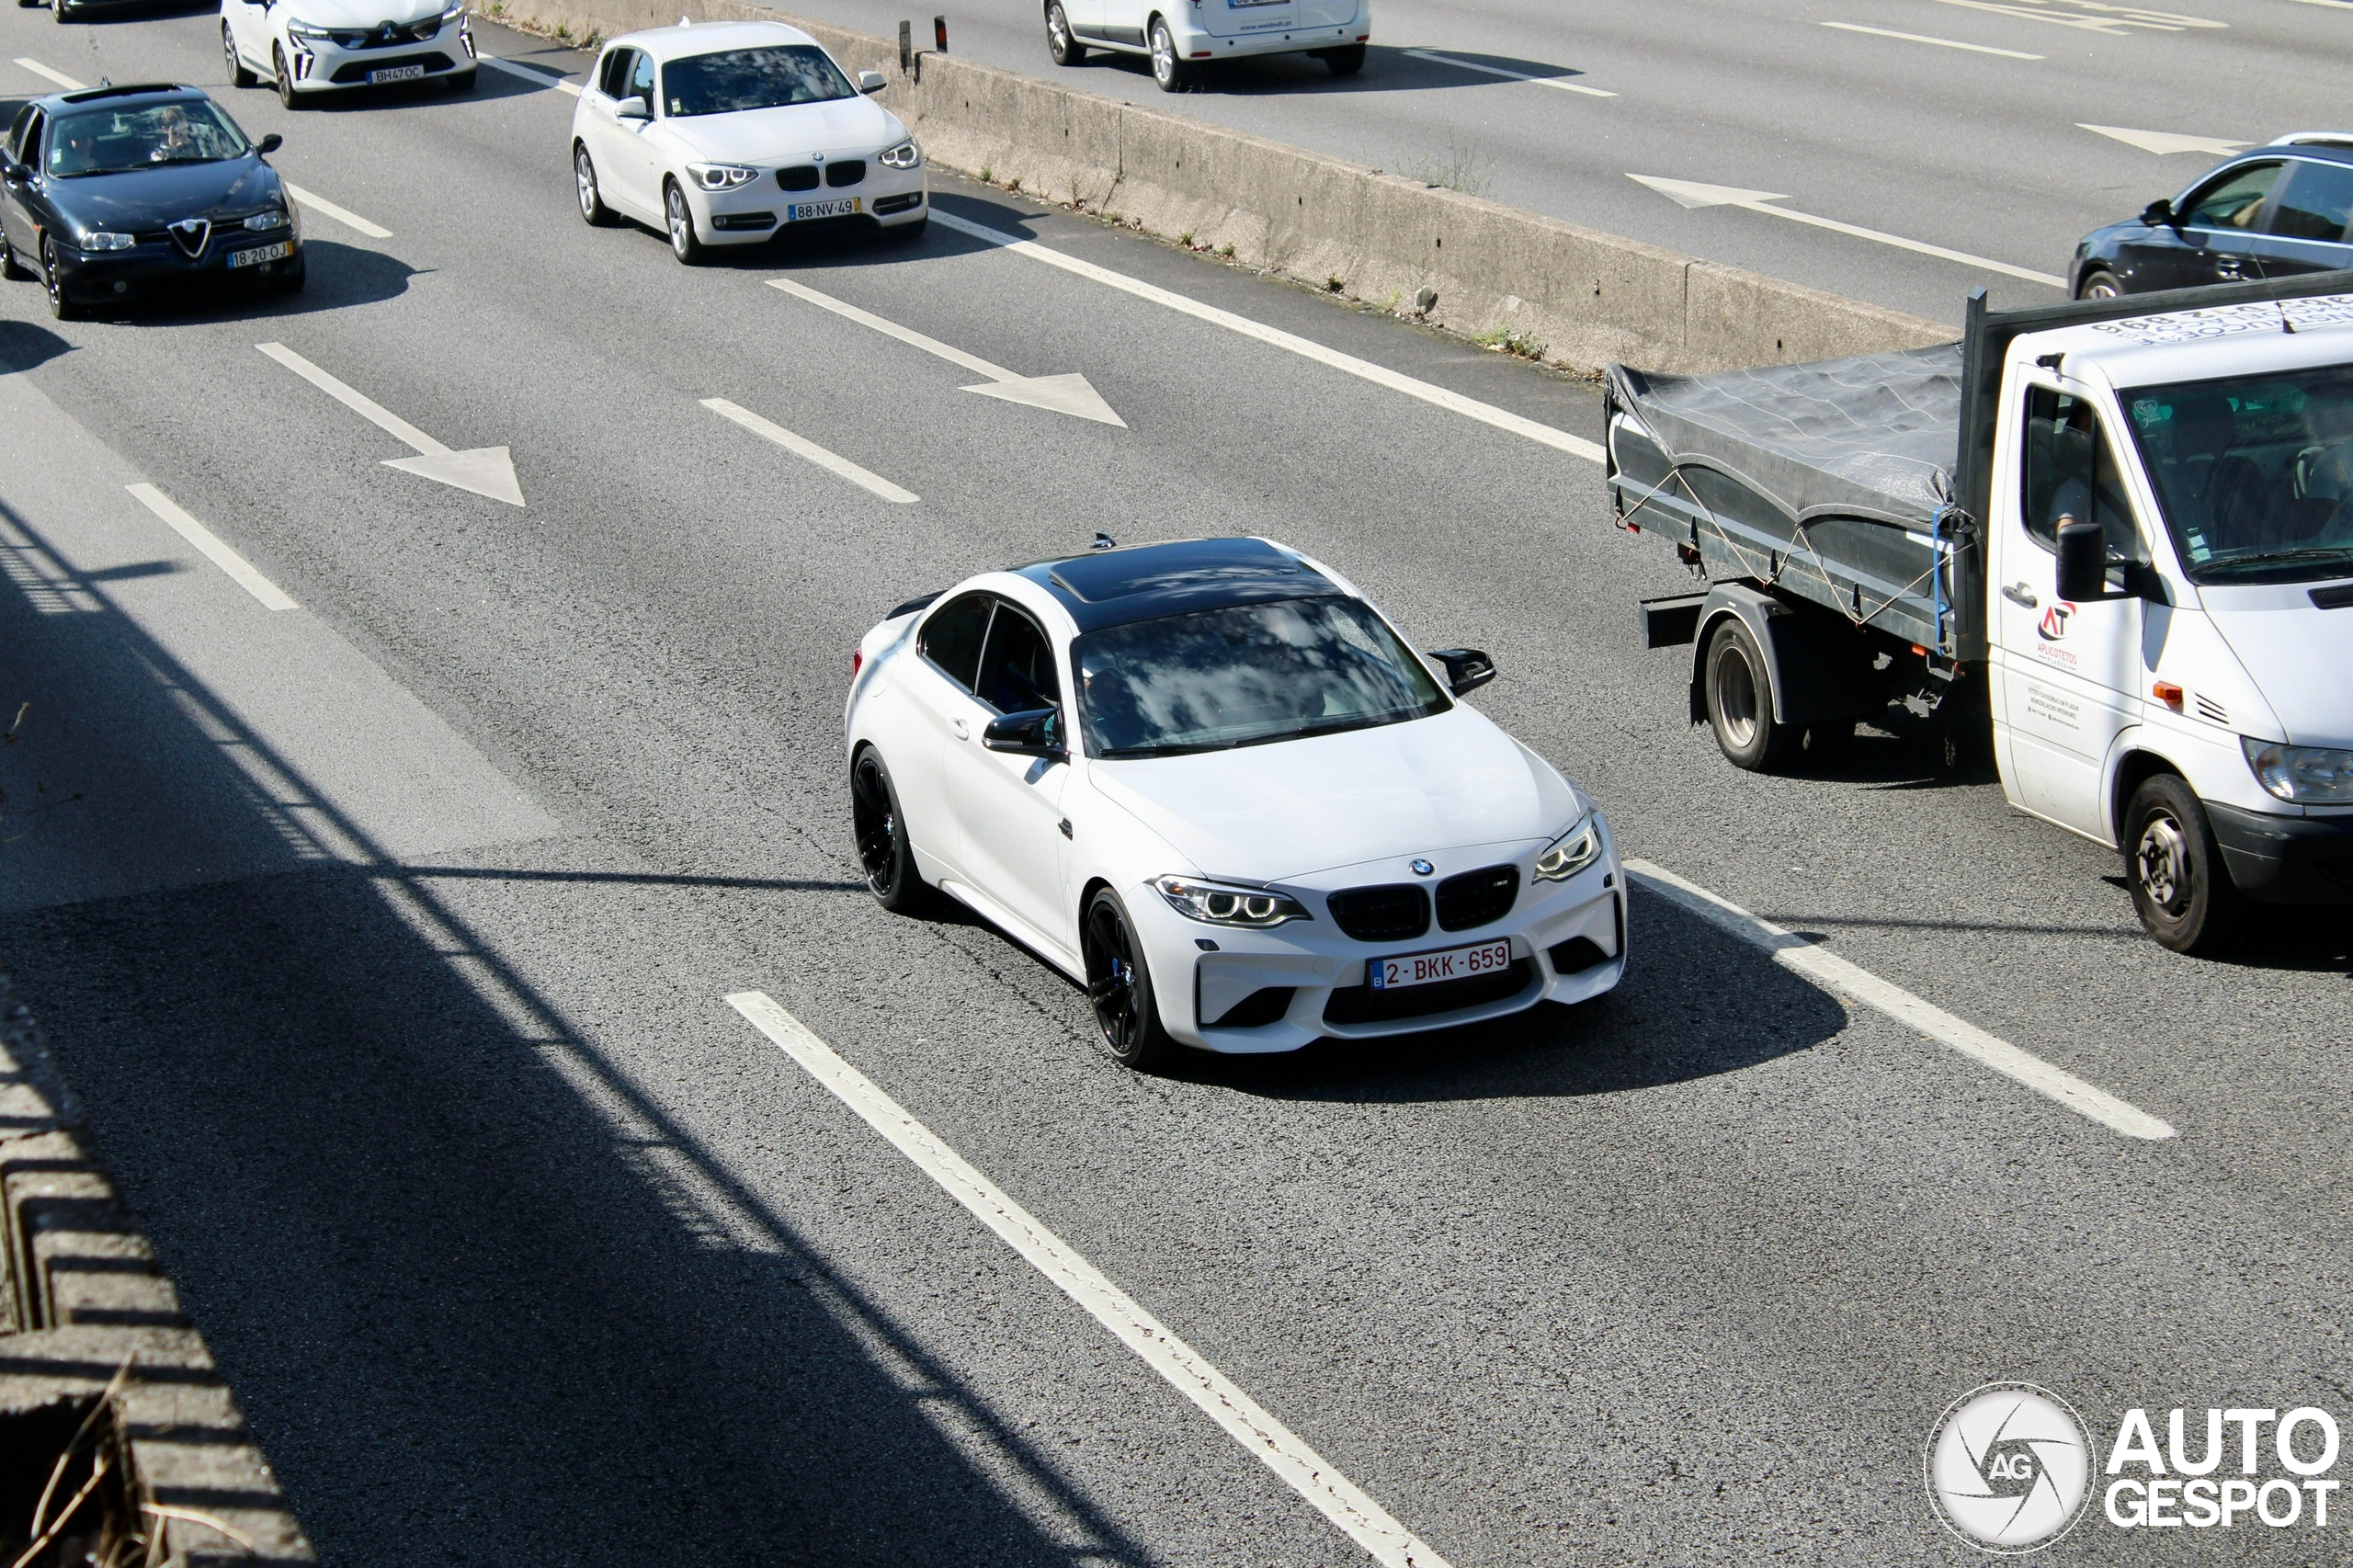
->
[498,0,1950,373]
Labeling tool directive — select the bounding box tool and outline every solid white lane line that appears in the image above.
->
[1820,21,2044,57]
[256,341,448,454]
[1627,175,2067,288]
[725,991,1454,1568]
[700,399,918,503]
[282,183,393,240]
[1401,48,1615,97]
[1924,0,2225,32]
[125,484,297,610]
[477,52,585,95]
[929,209,1606,463]
[14,57,85,89]
[769,277,1012,380]
[1623,859,2177,1142]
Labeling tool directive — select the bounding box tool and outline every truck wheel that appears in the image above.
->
[1704,619,1799,771]
[2123,774,2243,954]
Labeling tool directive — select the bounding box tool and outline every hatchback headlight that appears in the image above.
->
[244,210,289,232]
[285,18,335,40]
[1533,813,1604,882]
[439,2,466,20]
[2244,737,2353,803]
[79,231,136,251]
[688,162,761,191]
[878,138,921,170]
[1152,876,1309,928]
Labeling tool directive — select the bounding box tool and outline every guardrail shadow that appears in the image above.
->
[1167,882,1847,1104]
[0,496,1160,1558]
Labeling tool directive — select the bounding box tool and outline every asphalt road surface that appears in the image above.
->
[782,0,2353,324]
[3,8,2352,1566]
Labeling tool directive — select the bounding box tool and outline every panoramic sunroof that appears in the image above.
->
[1048,538,1307,603]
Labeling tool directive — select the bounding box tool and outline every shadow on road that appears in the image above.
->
[0,494,1157,1562]
[1064,42,1605,98]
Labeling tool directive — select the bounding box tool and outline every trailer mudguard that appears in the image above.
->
[1688,584,1882,728]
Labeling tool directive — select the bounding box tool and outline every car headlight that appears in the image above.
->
[2244,737,2353,804]
[1533,813,1605,882]
[78,231,136,251]
[878,138,921,170]
[688,163,760,191]
[285,18,334,40]
[244,209,289,232]
[439,2,466,20]
[1151,876,1309,928]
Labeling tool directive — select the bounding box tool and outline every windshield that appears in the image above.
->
[2124,367,2353,585]
[662,46,853,117]
[1073,596,1450,760]
[48,101,248,177]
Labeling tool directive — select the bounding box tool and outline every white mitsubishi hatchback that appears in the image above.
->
[571,20,927,262]
[222,0,477,107]
[845,538,1626,1070]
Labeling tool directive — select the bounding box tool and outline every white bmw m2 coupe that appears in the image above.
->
[845,538,1625,1070]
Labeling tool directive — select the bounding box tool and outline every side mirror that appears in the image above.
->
[1429,647,1495,697]
[2054,519,2110,603]
[0,161,25,185]
[255,132,282,154]
[2140,197,2177,229]
[858,69,886,93]
[615,95,651,119]
[983,707,1064,759]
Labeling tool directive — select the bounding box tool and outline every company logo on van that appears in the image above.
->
[2040,602,2075,642]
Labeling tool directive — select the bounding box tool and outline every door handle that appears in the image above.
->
[950,716,969,740]
[2002,582,2039,608]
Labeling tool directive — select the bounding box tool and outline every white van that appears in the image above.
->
[1044,0,1370,91]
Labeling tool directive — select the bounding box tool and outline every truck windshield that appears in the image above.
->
[1072,596,1449,759]
[2123,368,2353,585]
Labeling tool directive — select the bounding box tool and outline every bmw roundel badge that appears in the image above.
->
[1410,858,1435,876]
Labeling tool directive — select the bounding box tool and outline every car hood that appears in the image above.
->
[2206,589,2353,748]
[663,97,905,163]
[1086,707,1579,882]
[278,0,445,27]
[49,157,282,226]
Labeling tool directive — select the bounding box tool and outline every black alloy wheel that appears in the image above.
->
[2078,267,2123,301]
[2123,774,2242,954]
[1046,2,1085,64]
[574,143,615,226]
[1323,42,1366,74]
[275,46,302,109]
[1703,618,1798,771]
[1082,889,1178,1070]
[40,235,74,321]
[850,749,930,914]
[665,180,704,265]
[224,23,258,87]
[1148,17,1189,92]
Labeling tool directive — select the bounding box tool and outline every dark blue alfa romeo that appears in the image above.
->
[0,83,303,320]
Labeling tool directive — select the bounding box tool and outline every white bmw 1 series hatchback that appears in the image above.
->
[845,537,1626,1070]
[570,20,927,263]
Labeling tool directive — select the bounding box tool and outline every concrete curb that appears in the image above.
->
[488,0,1953,373]
[0,980,313,1566]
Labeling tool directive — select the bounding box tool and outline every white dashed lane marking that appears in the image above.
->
[126,483,297,610]
[284,184,393,240]
[700,398,919,503]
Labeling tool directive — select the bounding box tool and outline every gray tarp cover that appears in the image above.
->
[1606,342,1964,529]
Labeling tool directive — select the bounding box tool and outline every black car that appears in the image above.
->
[0,83,302,321]
[2072,136,2353,299]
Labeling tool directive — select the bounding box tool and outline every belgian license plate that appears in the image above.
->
[786,198,860,222]
[1369,938,1512,991]
[369,62,426,83]
[227,241,293,268]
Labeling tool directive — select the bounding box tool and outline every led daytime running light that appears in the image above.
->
[1151,876,1308,928]
[1534,814,1603,882]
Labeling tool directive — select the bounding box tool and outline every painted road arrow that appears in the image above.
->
[256,342,525,506]
[2078,123,2250,157]
[1627,174,2066,288]
[767,278,1127,426]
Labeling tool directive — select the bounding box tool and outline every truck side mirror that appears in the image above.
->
[2054,519,2109,603]
[2140,198,2177,229]
[1429,647,1495,696]
[983,707,1063,759]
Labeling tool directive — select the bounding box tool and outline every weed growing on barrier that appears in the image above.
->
[1402,133,1494,199]
[1218,242,1234,258]
[978,165,992,183]
[1324,274,1345,293]
[1475,325,1545,360]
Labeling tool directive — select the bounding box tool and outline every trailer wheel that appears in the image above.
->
[2123,774,2243,954]
[1704,619,1800,771]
